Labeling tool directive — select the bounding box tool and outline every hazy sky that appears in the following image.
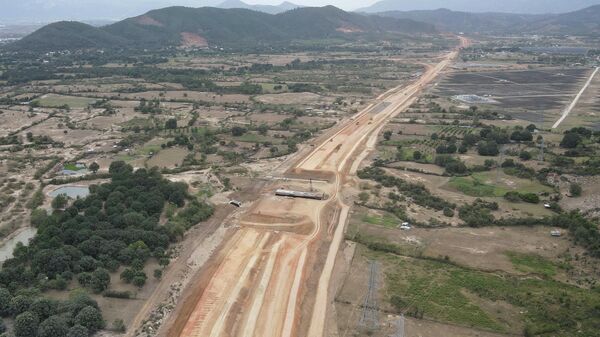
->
[242,0,378,10]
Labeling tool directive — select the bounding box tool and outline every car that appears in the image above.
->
[544,203,552,209]
[400,222,411,230]
[229,200,242,207]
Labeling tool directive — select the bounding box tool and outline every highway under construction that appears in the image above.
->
[161,36,470,337]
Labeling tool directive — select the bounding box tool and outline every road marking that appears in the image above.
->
[552,67,599,129]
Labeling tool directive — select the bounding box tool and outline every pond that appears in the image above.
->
[49,186,90,199]
[0,227,37,262]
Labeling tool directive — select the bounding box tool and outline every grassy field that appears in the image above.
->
[234,133,282,144]
[448,171,553,198]
[63,163,84,171]
[364,245,600,337]
[505,251,560,278]
[361,213,401,229]
[34,94,96,108]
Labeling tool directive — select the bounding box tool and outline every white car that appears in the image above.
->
[400,222,411,230]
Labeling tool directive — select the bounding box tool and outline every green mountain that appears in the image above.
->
[376,5,600,35]
[13,21,127,51]
[376,9,546,34]
[10,6,436,52]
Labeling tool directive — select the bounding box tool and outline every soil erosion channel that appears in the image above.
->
[170,37,469,337]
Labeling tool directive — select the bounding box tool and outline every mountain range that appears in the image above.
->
[9,6,436,52]
[377,5,600,35]
[359,0,600,14]
[217,0,301,14]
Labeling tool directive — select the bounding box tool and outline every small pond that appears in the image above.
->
[49,186,90,199]
[0,227,37,262]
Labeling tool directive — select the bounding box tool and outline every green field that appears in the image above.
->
[63,163,85,171]
[363,246,600,336]
[234,133,282,144]
[448,171,553,197]
[361,213,401,229]
[506,251,561,278]
[34,95,96,108]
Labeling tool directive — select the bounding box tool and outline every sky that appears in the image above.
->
[242,0,377,10]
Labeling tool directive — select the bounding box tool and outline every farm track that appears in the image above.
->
[166,36,469,337]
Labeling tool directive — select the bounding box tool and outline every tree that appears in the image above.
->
[257,124,268,136]
[75,306,104,332]
[30,208,48,227]
[30,298,58,321]
[477,141,499,156]
[153,269,162,280]
[413,151,422,160]
[133,274,147,288]
[165,118,177,129]
[560,132,582,149]
[14,311,39,337]
[51,194,69,210]
[0,289,11,317]
[519,151,532,161]
[10,295,33,316]
[570,183,582,197]
[89,162,100,174]
[383,131,393,141]
[67,325,88,337]
[38,315,69,337]
[90,268,111,293]
[231,126,247,137]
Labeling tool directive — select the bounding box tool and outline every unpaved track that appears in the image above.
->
[170,37,468,337]
[552,66,599,129]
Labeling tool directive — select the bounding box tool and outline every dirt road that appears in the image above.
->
[168,36,469,337]
[552,66,599,129]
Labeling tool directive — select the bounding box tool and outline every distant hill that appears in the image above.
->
[217,0,301,14]
[376,5,600,35]
[376,9,547,34]
[10,6,436,52]
[13,21,127,51]
[359,0,600,14]
[525,5,600,35]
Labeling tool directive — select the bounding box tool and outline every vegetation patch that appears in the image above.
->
[505,252,559,278]
[363,246,600,336]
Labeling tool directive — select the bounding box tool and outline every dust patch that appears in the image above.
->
[136,15,164,27]
[180,32,208,48]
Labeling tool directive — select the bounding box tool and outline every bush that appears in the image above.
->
[520,193,540,204]
[67,325,88,337]
[443,207,455,217]
[570,183,582,197]
[112,319,126,332]
[477,141,499,156]
[38,315,69,337]
[560,132,582,149]
[75,306,104,332]
[103,290,133,299]
[14,311,39,337]
[519,151,532,161]
[504,191,522,203]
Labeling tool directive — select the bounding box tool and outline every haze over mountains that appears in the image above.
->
[3,0,600,23]
[217,0,302,14]
[378,5,600,35]
[9,6,435,52]
[359,0,600,14]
